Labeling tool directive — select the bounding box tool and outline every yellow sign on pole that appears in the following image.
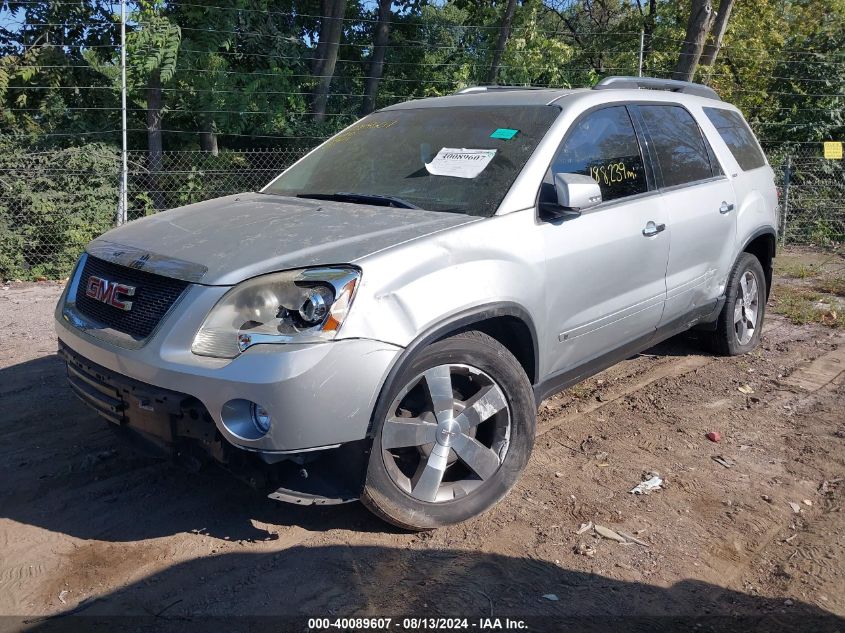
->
[823,141,843,159]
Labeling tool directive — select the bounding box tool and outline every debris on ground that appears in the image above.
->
[819,479,841,495]
[738,384,755,394]
[630,474,663,495]
[542,594,559,601]
[575,521,593,535]
[762,495,773,503]
[706,431,721,443]
[802,499,813,506]
[788,502,802,514]
[573,542,596,558]
[594,525,627,543]
[617,531,650,547]
[712,456,733,469]
[58,590,68,605]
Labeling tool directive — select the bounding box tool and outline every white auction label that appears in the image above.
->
[425,148,497,179]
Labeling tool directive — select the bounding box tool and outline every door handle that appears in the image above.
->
[719,201,735,214]
[642,221,666,237]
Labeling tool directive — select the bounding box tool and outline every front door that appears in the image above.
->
[539,105,670,379]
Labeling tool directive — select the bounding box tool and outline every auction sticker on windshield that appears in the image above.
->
[425,148,497,179]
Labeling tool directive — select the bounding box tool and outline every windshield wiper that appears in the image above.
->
[296,192,420,209]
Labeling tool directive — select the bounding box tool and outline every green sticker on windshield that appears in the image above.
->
[490,128,519,140]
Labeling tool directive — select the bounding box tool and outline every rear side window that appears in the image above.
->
[636,105,715,188]
[703,107,767,171]
[547,106,648,203]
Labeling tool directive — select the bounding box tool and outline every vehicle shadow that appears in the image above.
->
[0,331,715,545]
[0,354,392,543]
[19,545,844,633]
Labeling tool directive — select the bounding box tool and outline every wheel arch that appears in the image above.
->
[741,227,776,299]
[366,303,539,437]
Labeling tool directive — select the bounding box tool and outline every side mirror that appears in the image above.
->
[540,173,603,221]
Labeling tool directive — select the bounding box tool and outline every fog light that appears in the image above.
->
[250,403,271,434]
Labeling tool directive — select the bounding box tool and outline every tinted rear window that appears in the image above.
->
[703,107,767,171]
[636,105,715,188]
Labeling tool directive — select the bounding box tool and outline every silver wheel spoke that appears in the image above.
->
[452,434,501,480]
[453,384,507,432]
[745,308,757,328]
[746,276,758,304]
[734,302,744,325]
[739,274,749,301]
[382,414,437,449]
[423,365,455,423]
[411,444,450,501]
[737,317,748,343]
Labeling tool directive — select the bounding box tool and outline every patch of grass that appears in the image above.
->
[772,284,843,329]
[567,383,593,399]
[775,258,818,279]
[814,276,845,297]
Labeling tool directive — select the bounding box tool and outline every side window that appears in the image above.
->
[703,107,767,171]
[637,105,715,188]
[546,106,648,203]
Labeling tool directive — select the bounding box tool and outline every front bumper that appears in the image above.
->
[55,279,402,454]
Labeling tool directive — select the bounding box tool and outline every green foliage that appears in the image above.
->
[1,0,845,279]
[0,137,118,280]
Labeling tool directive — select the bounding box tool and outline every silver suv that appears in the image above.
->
[56,76,778,529]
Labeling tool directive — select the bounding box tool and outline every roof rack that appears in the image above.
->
[454,85,546,94]
[593,76,721,101]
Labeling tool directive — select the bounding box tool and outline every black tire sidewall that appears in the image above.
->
[362,331,535,530]
[719,253,767,355]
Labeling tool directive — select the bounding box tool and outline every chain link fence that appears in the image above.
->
[1,141,842,282]
[768,146,845,247]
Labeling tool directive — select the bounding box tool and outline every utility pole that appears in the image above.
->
[118,0,128,225]
[638,29,644,77]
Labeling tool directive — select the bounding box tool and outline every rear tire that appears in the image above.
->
[361,331,535,530]
[708,252,767,356]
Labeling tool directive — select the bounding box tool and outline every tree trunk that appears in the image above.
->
[146,69,165,211]
[672,0,716,82]
[700,0,735,66]
[199,119,219,155]
[360,0,392,116]
[486,0,518,85]
[641,0,657,72]
[312,0,347,122]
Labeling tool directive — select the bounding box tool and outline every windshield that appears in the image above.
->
[264,105,560,217]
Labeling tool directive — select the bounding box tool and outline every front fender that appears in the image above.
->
[340,209,546,354]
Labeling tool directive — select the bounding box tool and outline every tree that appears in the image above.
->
[125,4,180,209]
[360,0,392,115]
[312,0,347,122]
[700,0,735,67]
[487,0,518,84]
[673,0,716,81]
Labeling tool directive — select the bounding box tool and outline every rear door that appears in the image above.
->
[632,104,737,328]
[539,105,670,379]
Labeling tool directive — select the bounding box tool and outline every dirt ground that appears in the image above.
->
[1,248,843,631]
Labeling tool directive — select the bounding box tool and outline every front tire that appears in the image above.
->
[709,252,767,356]
[361,331,535,530]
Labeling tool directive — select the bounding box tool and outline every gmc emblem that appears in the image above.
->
[85,276,136,311]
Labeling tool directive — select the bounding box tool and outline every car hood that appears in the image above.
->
[87,192,479,285]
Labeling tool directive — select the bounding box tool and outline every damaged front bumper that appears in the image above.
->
[59,341,373,505]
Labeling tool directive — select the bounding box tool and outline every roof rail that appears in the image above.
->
[593,76,721,101]
[454,85,546,94]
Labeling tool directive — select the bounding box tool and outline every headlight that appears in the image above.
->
[191,267,360,358]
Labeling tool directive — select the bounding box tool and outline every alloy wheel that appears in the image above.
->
[380,363,511,503]
[734,270,759,345]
